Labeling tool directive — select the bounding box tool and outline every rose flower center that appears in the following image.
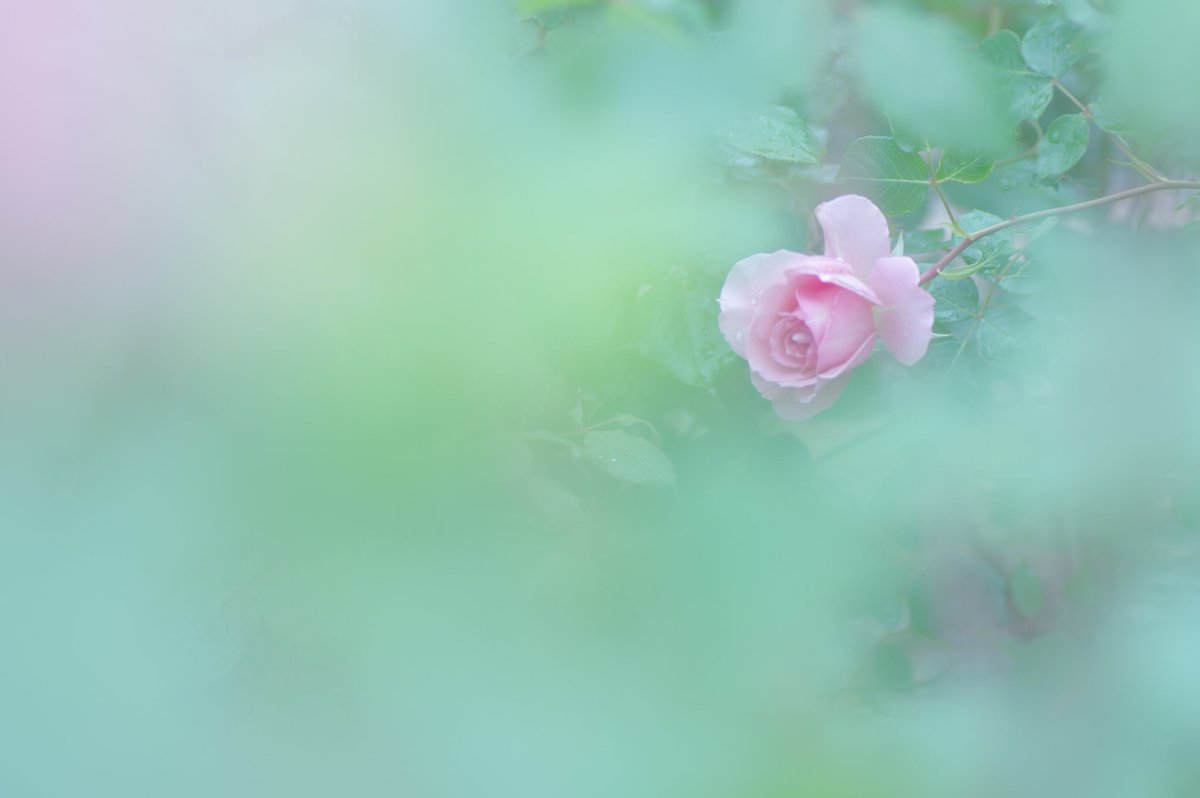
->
[769,315,817,370]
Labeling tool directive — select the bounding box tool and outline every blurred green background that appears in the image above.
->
[2,1,1200,796]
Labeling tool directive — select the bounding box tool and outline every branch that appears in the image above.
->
[1052,78,1166,183]
[918,180,1200,285]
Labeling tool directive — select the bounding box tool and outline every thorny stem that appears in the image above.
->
[918,180,1200,285]
[1052,78,1167,182]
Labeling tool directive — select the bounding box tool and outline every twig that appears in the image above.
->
[1052,78,1167,183]
[918,180,1200,285]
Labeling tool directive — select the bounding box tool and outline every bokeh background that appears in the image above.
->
[3,1,1200,796]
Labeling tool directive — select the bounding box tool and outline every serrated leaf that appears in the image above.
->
[936,148,995,183]
[1021,18,1084,78]
[837,136,929,216]
[974,300,1035,364]
[956,210,1015,271]
[727,106,821,165]
[1035,113,1089,179]
[980,30,1054,123]
[998,252,1050,295]
[582,431,676,488]
[930,277,980,325]
[1010,562,1044,619]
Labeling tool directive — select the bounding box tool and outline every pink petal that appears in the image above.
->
[783,256,882,303]
[818,325,876,379]
[751,370,816,401]
[868,256,935,366]
[718,251,798,357]
[815,195,892,279]
[810,287,877,376]
[756,371,853,421]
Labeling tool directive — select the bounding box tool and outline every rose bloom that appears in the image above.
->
[718,195,934,420]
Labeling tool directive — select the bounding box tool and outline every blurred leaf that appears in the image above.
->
[1034,0,1102,29]
[516,0,597,13]
[994,158,1039,190]
[936,148,994,183]
[930,277,980,325]
[1089,96,1134,142]
[838,136,929,216]
[531,8,570,28]
[998,262,1047,297]
[526,476,583,523]
[608,0,712,33]
[854,6,1008,153]
[582,430,676,488]
[871,642,913,691]
[1009,562,1044,619]
[1021,17,1084,78]
[1172,483,1200,529]
[1104,0,1200,162]
[1035,113,1089,180]
[888,119,926,154]
[727,106,821,165]
[635,268,733,387]
[973,298,1035,365]
[1064,565,1098,607]
[902,228,950,254]
[980,30,1054,123]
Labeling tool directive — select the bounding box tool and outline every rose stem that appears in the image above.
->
[917,179,1200,286]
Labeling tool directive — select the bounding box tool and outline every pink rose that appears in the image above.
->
[718,195,934,420]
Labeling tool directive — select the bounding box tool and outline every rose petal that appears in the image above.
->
[782,256,882,304]
[751,370,816,402]
[718,251,797,357]
[801,283,878,376]
[815,195,892,279]
[868,256,935,365]
[818,325,877,379]
[760,371,853,421]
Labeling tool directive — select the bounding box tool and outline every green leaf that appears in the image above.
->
[516,0,597,12]
[727,106,821,165]
[1021,18,1085,78]
[1009,562,1044,619]
[980,30,1054,123]
[973,299,1035,365]
[871,642,913,691]
[837,136,929,216]
[1089,96,1133,142]
[955,210,1015,272]
[635,267,733,387]
[1035,113,1089,180]
[929,277,980,325]
[582,431,676,488]
[887,119,925,154]
[936,148,995,183]
[902,228,949,254]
